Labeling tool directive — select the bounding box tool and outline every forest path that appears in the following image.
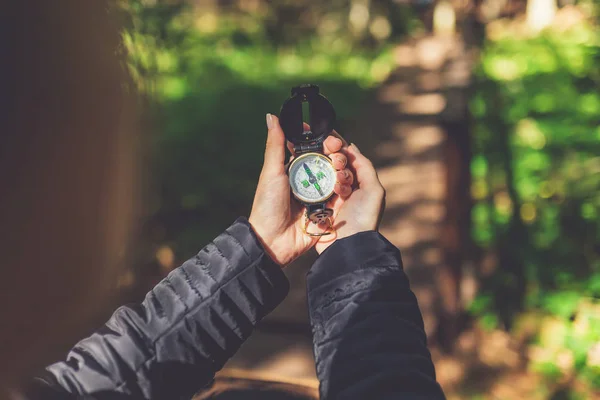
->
[224,34,476,395]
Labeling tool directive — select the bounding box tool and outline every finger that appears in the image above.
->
[263,114,286,175]
[287,123,312,156]
[285,151,295,170]
[286,141,295,156]
[323,136,343,155]
[346,143,380,188]
[328,194,345,216]
[331,130,349,147]
[336,169,354,185]
[334,182,352,198]
[329,152,347,170]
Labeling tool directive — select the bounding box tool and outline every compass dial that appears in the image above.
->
[289,153,336,204]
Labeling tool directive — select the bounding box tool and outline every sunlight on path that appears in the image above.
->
[226,34,476,392]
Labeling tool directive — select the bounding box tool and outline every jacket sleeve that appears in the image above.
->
[307,231,445,400]
[36,217,289,399]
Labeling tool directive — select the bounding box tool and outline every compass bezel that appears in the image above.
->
[288,153,336,204]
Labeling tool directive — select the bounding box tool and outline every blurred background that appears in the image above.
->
[13,0,600,398]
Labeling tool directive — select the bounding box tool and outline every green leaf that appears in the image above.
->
[542,292,581,319]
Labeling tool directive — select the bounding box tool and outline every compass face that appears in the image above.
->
[289,153,336,204]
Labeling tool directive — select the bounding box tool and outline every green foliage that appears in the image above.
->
[119,0,411,256]
[469,17,600,388]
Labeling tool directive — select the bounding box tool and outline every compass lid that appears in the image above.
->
[279,84,336,145]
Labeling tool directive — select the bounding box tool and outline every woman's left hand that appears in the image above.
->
[248,114,353,266]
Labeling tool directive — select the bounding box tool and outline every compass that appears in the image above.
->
[289,153,336,204]
[279,84,337,236]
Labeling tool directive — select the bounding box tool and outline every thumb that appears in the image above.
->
[262,113,286,175]
[347,143,380,188]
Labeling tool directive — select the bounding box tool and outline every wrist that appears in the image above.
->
[317,228,380,256]
[316,225,376,255]
[247,218,286,267]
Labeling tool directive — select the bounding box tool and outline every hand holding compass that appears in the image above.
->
[248,111,352,266]
[248,84,385,265]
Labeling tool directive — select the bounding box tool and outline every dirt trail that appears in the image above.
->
[225,34,476,391]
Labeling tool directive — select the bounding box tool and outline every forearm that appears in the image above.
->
[308,232,445,399]
[41,218,289,399]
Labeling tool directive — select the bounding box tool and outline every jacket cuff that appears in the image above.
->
[307,230,402,290]
[228,217,289,304]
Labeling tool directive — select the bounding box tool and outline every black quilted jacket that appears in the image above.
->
[23,218,445,399]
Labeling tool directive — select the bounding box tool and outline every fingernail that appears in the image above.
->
[266,113,274,130]
[350,143,361,153]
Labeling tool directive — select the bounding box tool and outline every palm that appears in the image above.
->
[249,114,354,266]
[315,146,385,254]
[250,172,315,265]
[280,188,316,262]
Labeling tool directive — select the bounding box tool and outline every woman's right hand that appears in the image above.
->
[315,143,386,254]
